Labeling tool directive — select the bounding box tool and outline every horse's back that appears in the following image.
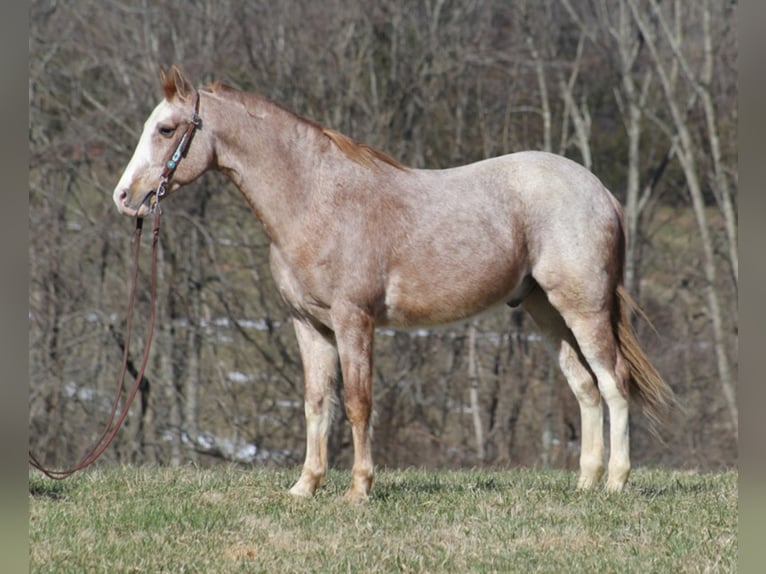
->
[406,150,622,263]
[409,151,617,216]
[480,151,614,209]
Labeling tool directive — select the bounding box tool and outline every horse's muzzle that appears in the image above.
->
[115,189,155,217]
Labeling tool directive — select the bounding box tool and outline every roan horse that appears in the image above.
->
[114,67,674,501]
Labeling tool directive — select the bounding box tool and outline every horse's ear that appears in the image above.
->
[160,66,175,100]
[160,65,192,101]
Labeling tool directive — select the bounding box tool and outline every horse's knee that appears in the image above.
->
[344,393,372,427]
[304,391,334,418]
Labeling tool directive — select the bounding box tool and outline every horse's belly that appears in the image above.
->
[381,258,525,327]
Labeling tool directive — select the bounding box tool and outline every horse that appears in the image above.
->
[113,66,674,501]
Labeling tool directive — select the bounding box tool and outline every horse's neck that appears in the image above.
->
[210,94,318,243]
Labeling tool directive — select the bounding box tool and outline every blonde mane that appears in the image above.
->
[320,128,406,171]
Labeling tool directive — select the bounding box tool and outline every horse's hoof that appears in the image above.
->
[344,489,370,504]
[289,481,316,499]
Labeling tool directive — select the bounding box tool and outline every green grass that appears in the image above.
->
[29,466,737,573]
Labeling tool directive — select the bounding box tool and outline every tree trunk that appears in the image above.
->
[647,0,738,284]
[467,323,485,463]
[184,236,201,465]
[157,240,183,466]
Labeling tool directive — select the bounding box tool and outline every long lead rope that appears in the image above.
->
[29,208,162,479]
[31,87,200,479]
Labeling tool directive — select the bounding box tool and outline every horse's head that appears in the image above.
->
[113,66,213,217]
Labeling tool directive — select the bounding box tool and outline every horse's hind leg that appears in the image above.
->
[542,288,632,492]
[289,318,339,498]
[521,286,605,489]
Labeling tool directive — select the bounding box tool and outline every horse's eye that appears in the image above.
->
[158,126,176,137]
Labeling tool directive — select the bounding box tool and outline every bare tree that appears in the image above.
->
[627,0,737,436]
[29,0,737,473]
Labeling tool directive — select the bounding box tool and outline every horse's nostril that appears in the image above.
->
[118,190,127,202]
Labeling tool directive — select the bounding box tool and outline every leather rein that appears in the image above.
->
[29,91,202,479]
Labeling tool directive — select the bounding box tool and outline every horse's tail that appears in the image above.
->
[606,191,676,435]
[614,277,677,437]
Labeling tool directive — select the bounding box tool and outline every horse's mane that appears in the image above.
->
[204,82,407,171]
[319,128,406,171]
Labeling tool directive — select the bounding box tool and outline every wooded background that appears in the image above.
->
[29,0,737,474]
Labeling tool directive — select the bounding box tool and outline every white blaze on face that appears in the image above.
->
[112,100,174,214]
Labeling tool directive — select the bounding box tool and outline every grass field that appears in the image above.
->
[29,466,737,573]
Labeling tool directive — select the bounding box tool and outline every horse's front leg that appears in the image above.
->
[289,318,339,498]
[333,305,376,502]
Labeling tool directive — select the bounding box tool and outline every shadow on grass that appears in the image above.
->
[631,470,736,498]
[368,469,733,502]
[370,471,565,502]
[29,477,71,500]
[634,481,718,498]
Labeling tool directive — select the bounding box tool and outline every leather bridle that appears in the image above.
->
[148,89,202,212]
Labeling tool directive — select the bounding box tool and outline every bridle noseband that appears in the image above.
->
[147,90,202,212]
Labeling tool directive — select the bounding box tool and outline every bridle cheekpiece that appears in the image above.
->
[149,89,202,212]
